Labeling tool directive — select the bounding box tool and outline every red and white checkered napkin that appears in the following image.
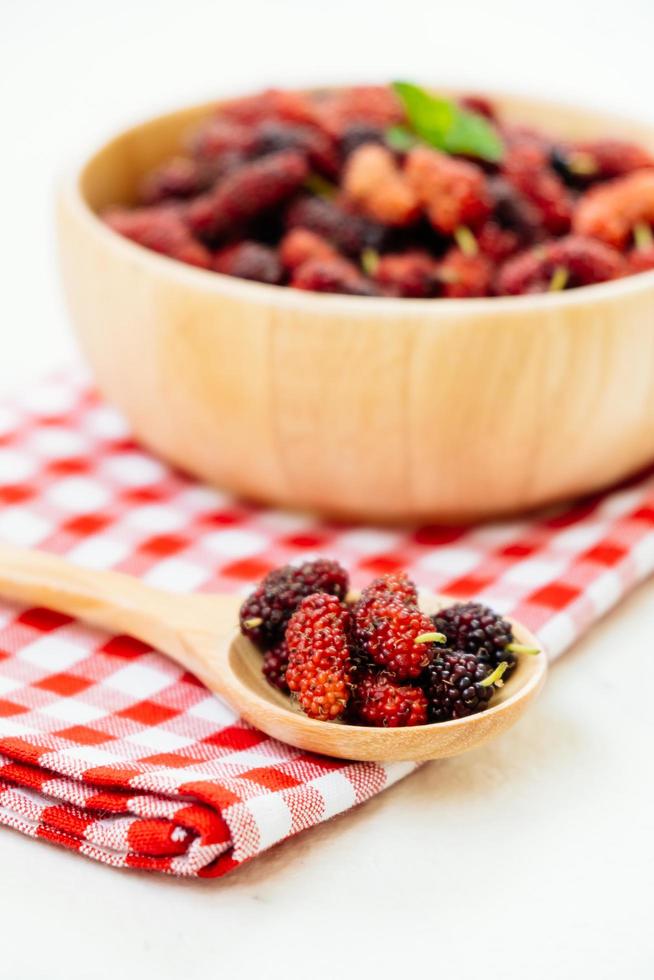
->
[1,371,654,877]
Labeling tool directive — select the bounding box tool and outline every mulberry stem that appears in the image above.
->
[480,660,509,687]
[549,265,569,292]
[634,221,653,251]
[361,248,380,275]
[506,642,540,655]
[414,631,447,645]
[454,225,478,257]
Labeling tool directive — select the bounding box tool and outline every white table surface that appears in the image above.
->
[2,2,653,977]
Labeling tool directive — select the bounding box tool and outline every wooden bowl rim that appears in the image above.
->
[62,86,654,319]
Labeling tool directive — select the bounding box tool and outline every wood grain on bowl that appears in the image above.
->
[56,91,654,523]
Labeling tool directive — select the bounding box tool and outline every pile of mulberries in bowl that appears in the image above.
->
[104,81,654,297]
[239,559,538,727]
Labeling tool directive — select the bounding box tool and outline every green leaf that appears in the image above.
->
[392,81,504,163]
[393,82,454,147]
[443,109,504,162]
[385,125,418,152]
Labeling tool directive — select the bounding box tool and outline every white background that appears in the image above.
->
[2,1,654,977]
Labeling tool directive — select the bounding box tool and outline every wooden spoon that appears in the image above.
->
[0,543,546,761]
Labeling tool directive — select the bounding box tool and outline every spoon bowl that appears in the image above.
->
[221,595,546,761]
[0,543,547,761]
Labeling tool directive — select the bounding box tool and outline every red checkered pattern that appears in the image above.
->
[0,370,653,876]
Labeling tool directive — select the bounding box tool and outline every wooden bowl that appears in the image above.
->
[56,90,654,523]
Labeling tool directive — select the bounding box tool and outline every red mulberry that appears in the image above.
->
[573,170,654,250]
[286,195,387,256]
[219,89,320,128]
[374,251,439,297]
[186,150,309,238]
[340,123,386,158]
[139,157,207,205]
[487,177,544,246]
[438,248,493,298]
[552,139,654,187]
[314,86,404,138]
[255,120,339,177]
[350,672,428,727]
[188,118,257,162]
[104,205,211,269]
[497,235,625,295]
[343,145,420,226]
[214,242,284,284]
[279,228,339,271]
[285,594,351,721]
[476,221,521,262]
[355,595,442,679]
[239,558,349,650]
[291,257,377,295]
[459,94,498,121]
[359,571,419,608]
[405,146,491,234]
[502,139,573,236]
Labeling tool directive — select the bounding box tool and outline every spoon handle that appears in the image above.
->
[0,541,237,663]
